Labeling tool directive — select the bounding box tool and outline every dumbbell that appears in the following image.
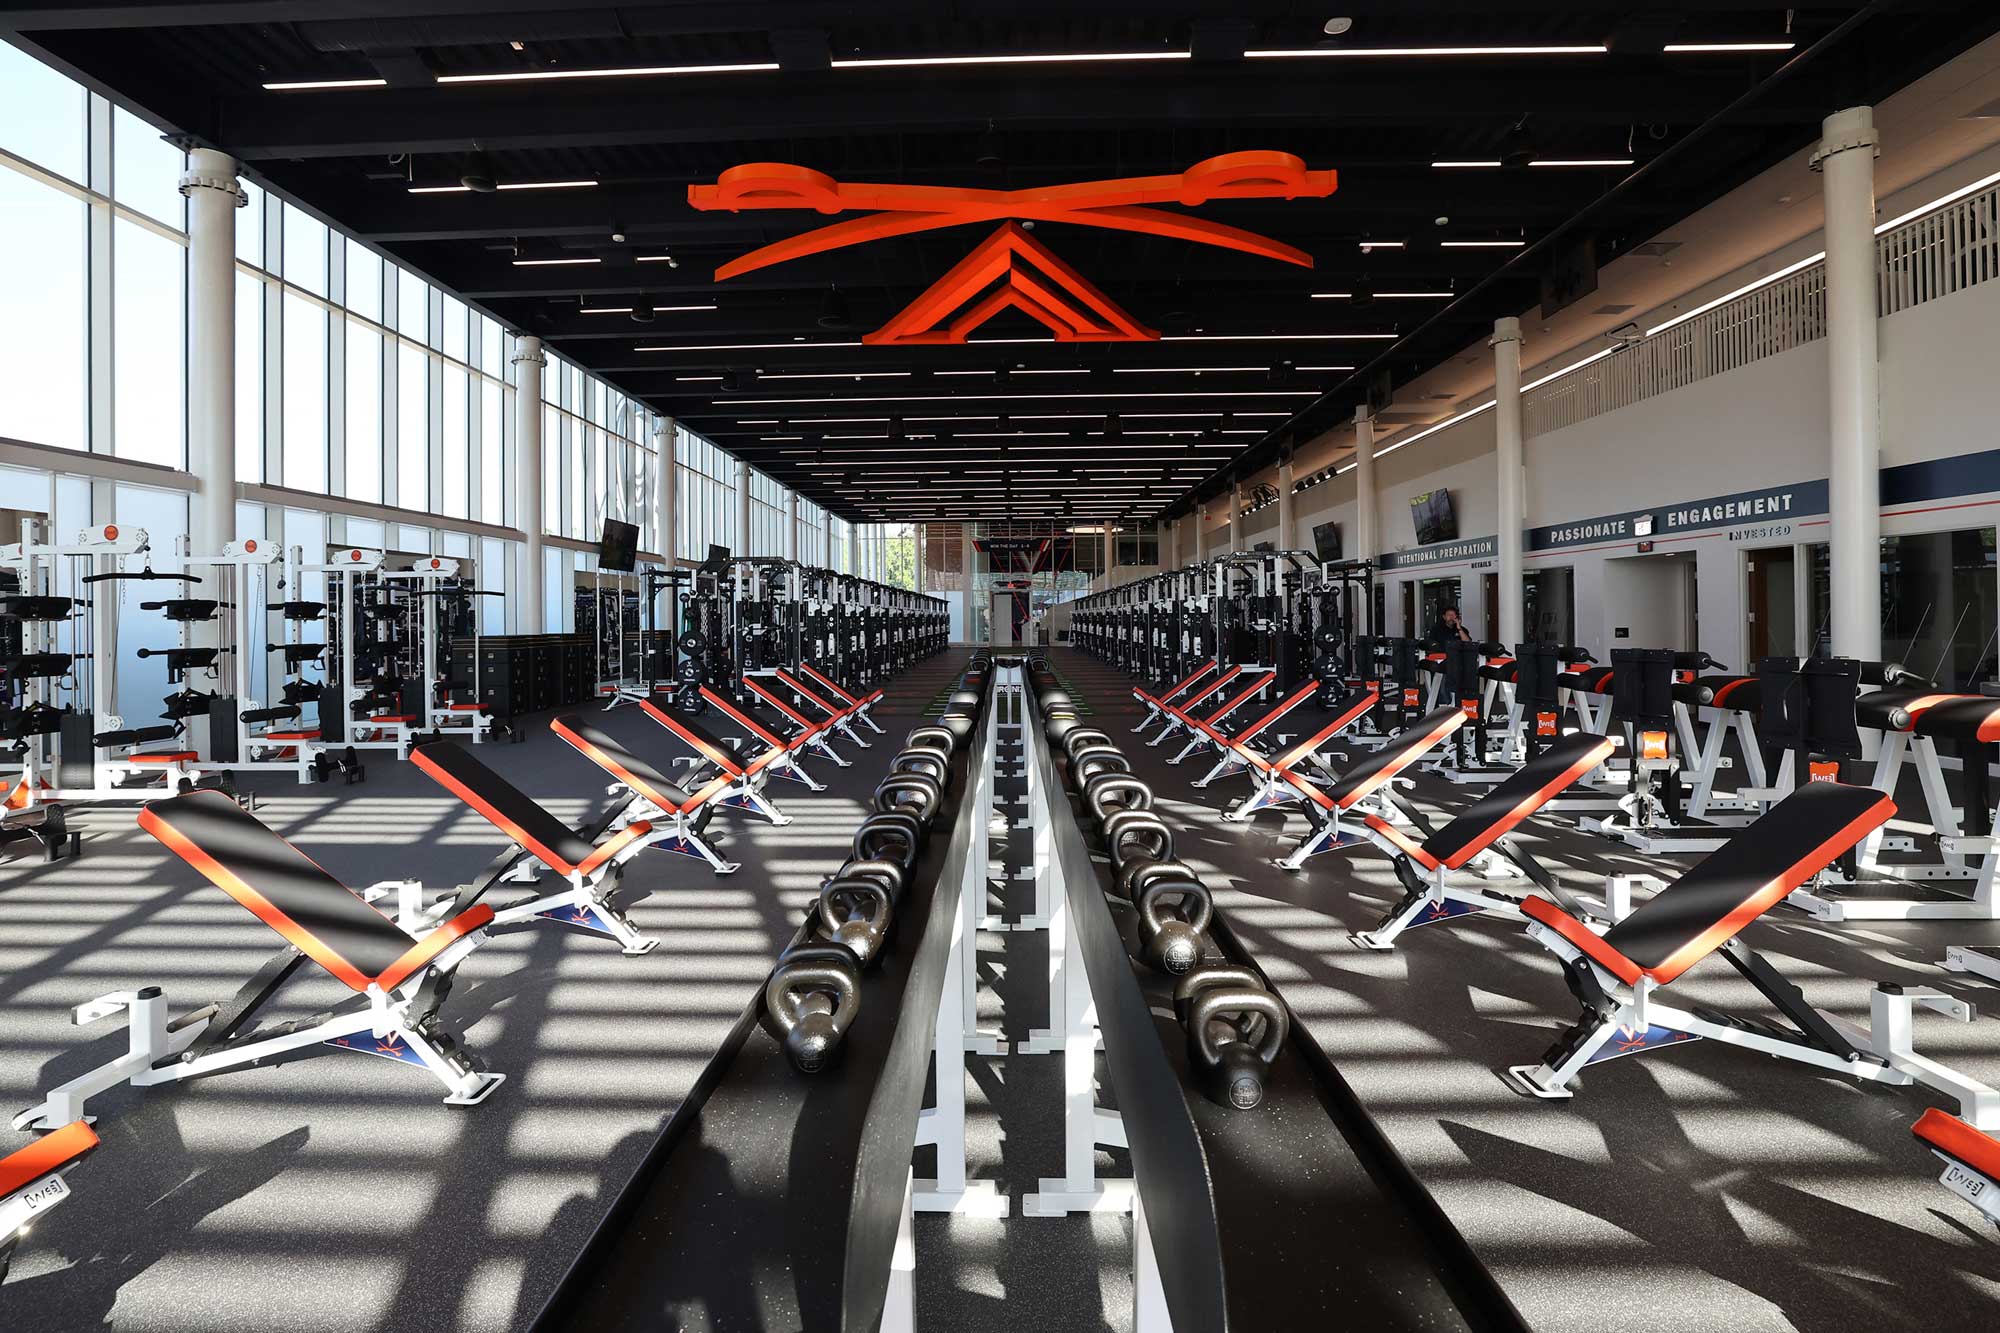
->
[1137,876,1212,975]
[817,876,894,967]
[762,944,862,1074]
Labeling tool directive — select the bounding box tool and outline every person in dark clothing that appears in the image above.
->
[1431,604,1472,647]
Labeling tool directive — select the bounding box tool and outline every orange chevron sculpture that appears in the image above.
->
[864,222,1155,346]
[687,150,1335,345]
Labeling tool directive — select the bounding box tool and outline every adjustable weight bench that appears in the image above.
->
[1165,669,1275,766]
[1133,660,1220,735]
[1267,707,1468,870]
[15,790,504,1129]
[640,697,793,826]
[698,685,828,789]
[1914,1107,2000,1229]
[1146,664,1245,749]
[0,1121,97,1283]
[1208,682,1377,799]
[769,667,873,751]
[798,661,887,735]
[552,714,738,875]
[739,675,849,772]
[410,742,660,954]
[1506,781,1904,1098]
[1354,731,1618,947]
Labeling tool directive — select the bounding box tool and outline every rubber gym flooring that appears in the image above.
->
[1050,646,2000,1332]
[0,651,1081,1333]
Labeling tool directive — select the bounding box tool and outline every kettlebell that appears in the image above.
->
[761,945,861,1074]
[817,877,893,967]
[1187,988,1287,1110]
[1138,877,1213,976]
[1173,965,1272,1036]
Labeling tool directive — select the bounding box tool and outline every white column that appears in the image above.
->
[785,493,799,561]
[1194,504,1207,561]
[510,335,547,632]
[849,522,861,576]
[1277,456,1296,552]
[1103,523,1116,589]
[961,522,977,642]
[181,148,244,556]
[1228,481,1242,554]
[914,524,926,593]
[1816,105,1883,663]
[735,459,751,555]
[1492,316,1526,645]
[1354,407,1378,567]
[655,416,678,565]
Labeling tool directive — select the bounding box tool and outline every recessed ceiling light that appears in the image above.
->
[512,256,602,266]
[637,340,864,352]
[1322,17,1355,35]
[408,178,600,193]
[675,375,724,382]
[261,77,389,91]
[437,62,780,85]
[757,371,911,380]
[1247,45,1606,59]
[831,51,1191,70]
[1663,42,1797,54]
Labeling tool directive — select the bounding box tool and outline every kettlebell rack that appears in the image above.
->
[1018,656,1523,1331]
[532,660,991,1333]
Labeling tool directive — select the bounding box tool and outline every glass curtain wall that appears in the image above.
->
[1,41,885,643]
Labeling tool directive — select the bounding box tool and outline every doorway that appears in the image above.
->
[1745,546,1798,660]
[1416,577,1461,644]
[1603,552,1697,650]
[1524,567,1575,645]
[1481,572,1499,642]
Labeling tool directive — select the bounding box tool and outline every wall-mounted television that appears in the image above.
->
[1311,520,1342,562]
[596,518,639,573]
[1410,489,1457,545]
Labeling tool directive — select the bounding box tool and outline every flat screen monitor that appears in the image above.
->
[597,518,639,573]
[1410,490,1457,545]
[1311,520,1342,562]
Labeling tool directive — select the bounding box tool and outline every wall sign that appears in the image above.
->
[1378,535,1498,570]
[1527,479,1830,553]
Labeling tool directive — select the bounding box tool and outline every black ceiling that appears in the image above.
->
[9,2,1997,525]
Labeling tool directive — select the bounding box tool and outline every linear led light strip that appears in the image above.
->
[265,41,1796,91]
[720,391,1316,405]
[512,256,600,266]
[759,371,911,380]
[1439,239,1526,248]
[586,304,718,314]
[409,179,599,193]
[1431,160,1633,169]
[1312,292,1449,300]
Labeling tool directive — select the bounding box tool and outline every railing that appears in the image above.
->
[1879,182,2000,316]
[1520,178,2000,437]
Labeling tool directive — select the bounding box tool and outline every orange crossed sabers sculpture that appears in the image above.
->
[687,150,1337,281]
